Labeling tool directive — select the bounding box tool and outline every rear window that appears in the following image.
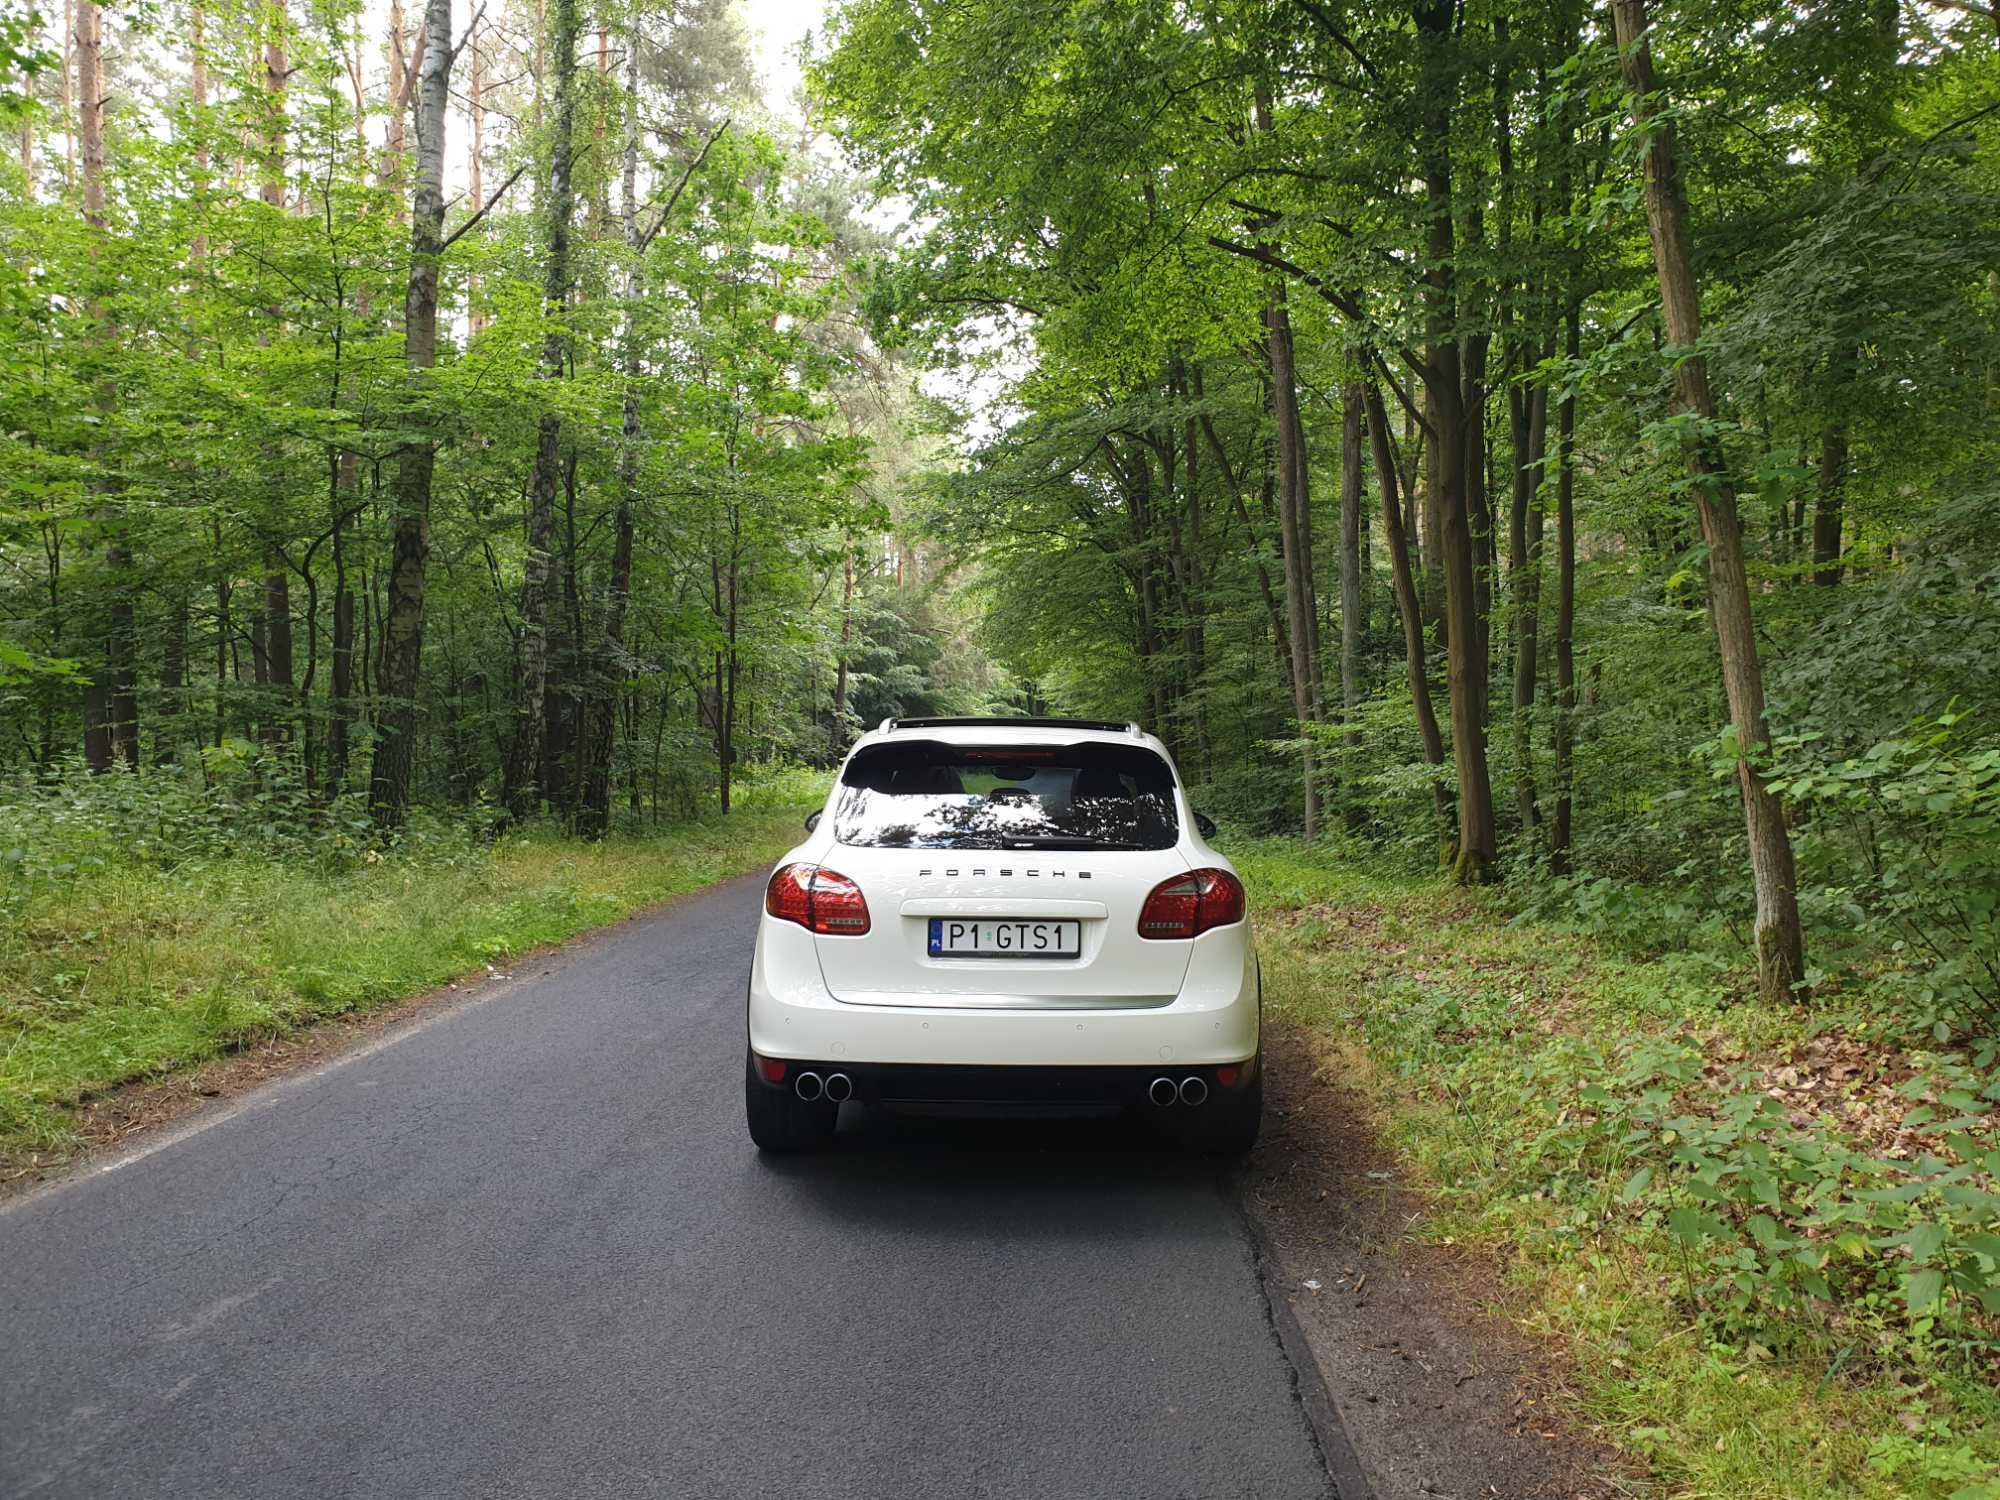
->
[834,741,1179,850]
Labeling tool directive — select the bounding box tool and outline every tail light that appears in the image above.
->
[1137,868,1246,939]
[765,863,872,935]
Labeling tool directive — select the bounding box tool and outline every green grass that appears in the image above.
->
[1234,838,2000,1500]
[0,801,815,1156]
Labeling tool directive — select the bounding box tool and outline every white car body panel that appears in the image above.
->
[747,721,1260,1070]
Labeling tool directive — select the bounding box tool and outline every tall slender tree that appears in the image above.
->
[505,0,579,819]
[1613,0,1804,1000]
[369,0,459,824]
[1415,0,1498,881]
[75,0,136,770]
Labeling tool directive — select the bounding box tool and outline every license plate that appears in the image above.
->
[927,918,1081,958]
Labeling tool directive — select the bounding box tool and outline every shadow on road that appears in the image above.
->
[749,1105,1240,1242]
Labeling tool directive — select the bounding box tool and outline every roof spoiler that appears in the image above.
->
[878,715,1143,736]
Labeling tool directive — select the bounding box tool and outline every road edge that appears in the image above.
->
[1240,1186,1379,1500]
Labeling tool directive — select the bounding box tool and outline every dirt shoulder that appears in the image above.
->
[1245,1023,1637,1500]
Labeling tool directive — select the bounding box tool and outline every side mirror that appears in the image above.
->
[804,810,822,833]
[1193,811,1218,840]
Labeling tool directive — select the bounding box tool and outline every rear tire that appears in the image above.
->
[745,1052,838,1151]
[1183,1072,1262,1156]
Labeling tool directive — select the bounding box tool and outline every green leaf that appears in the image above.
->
[1666,1206,1712,1245]
[1903,1221,1947,1262]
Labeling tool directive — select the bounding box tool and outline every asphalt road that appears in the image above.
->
[2,874,1336,1500]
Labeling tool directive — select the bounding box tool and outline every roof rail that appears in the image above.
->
[881,715,1143,736]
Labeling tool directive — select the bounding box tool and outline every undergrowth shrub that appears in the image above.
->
[0,750,490,881]
[1509,710,2000,1048]
[1300,912,2000,1384]
[731,759,832,813]
[1767,711,2000,1040]
[1566,1040,2000,1365]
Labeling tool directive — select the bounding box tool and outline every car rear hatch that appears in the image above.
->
[811,737,1193,1009]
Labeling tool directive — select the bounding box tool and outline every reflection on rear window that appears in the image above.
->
[835,741,1179,850]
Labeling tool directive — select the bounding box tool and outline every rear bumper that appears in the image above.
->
[747,919,1260,1068]
[747,1057,1259,1108]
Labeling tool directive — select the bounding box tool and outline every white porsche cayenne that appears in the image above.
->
[745,717,1262,1153]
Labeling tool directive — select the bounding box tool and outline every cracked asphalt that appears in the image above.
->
[1,873,1335,1499]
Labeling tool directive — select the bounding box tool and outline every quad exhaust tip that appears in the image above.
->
[1148,1076,1179,1107]
[1177,1076,1208,1107]
[824,1072,853,1104]
[794,1071,824,1102]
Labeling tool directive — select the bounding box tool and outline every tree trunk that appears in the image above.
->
[1551,307,1579,875]
[1365,378,1452,855]
[76,0,137,771]
[367,0,457,825]
[158,592,187,759]
[62,0,74,190]
[78,0,107,778]
[831,542,855,746]
[1253,84,1322,837]
[190,4,209,258]
[466,21,488,336]
[257,5,295,751]
[1613,0,1804,1001]
[504,0,578,821]
[1265,284,1322,839]
[1509,364,1549,839]
[384,0,408,192]
[1462,327,1493,730]
[541,451,584,816]
[1196,388,1291,699]
[1415,0,1497,881]
[1339,380,1365,765]
[327,491,355,796]
[713,547,740,814]
[579,39,642,838]
[262,561,293,746]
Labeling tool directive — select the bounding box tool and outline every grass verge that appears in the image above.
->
[0,802,813,1157]
[1236,839,2000,1500]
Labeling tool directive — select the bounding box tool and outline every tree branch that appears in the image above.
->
[439,163,529,250]
[448,2,488,68]
[1206,233,1436,387]
[1293,0,1385,86]
[638,119,732,251]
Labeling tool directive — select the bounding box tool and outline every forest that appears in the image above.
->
[7,0,2000,1492]
[0,0,1005,840]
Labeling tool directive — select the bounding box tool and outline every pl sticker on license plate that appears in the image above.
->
[928,918,1081,958]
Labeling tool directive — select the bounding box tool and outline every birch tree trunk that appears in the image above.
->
[1613,0,1805,1000]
